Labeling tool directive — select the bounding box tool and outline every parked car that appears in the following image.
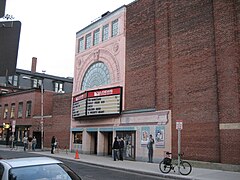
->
[0,156,82,180]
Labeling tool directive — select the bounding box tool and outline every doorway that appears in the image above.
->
[32,131,41,149]
[116,131,136,160]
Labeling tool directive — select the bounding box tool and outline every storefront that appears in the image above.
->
[0,124,31,146]
[71,110,171,162]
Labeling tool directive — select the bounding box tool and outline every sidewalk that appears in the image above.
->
[1,146,240,180]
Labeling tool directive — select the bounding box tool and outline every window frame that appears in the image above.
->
[26,101,32,118]
[102,24,109,41]
[85,33,92,49]
[4,104,8,119]
[93,28,100,46]
[18,102,23,118]
[10,103,15,119]
[73,132,83,144]
[78,37,84,52]
[111,19,119,37]
[54,82,64,92]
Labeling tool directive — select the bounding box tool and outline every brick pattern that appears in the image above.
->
[126,0,240,164]
[44,93,72,149]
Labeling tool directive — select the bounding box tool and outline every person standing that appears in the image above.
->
[32,136,37,151]
[147,134,154,163]
[23,136,28,151]
[112,137,119,161]
[51,136,56,154]
[119,138,124,161]
[28,136,33,151]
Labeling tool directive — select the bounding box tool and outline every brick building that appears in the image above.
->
[0,58,73,150]
[72,0,239,165]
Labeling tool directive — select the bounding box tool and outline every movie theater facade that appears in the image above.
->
[70,6,171,162]
[71,0,240,165]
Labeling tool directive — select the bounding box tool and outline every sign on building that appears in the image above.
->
[72,86,122,118]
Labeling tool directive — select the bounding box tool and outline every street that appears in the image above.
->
[0,150,168,180]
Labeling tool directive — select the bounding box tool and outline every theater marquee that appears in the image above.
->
[72,87,122,118]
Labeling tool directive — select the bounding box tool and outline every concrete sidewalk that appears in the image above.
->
[1,146,240,180]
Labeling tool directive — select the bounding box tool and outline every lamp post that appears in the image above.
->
[23,72,45,150]
[40,79,44,150]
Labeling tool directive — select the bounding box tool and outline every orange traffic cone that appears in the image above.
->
[75,150,80,159]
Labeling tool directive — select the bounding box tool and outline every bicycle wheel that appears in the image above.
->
[159,160,171,174]
[179,161,192,175]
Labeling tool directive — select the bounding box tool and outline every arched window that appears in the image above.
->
[81,62,110,90]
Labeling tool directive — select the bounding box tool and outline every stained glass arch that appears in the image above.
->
[81,62,111,90]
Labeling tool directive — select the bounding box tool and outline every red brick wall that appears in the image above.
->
[213,0,240,164]
[125,0,156,110]
[0,90,54,135]
[44,93,72,149]
[126,0,240,164]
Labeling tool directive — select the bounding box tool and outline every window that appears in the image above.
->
[32,79,42,88]
[54,82,63,92]
[4,104,8,119]
[26,101,32,117]
[8,75,19,86]
[112,19,119,37]
[78,37,84,52]
[102,24,109,41]
[81,62,111,90]
[73,132,82,144]
[85,33,92,49]
[93,29,100,46]
[10,103,15,118]
[18,102,23,118]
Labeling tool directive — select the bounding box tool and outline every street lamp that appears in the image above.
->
[40,79,44,150]
[23,72,45,150]
[41,80,43,151]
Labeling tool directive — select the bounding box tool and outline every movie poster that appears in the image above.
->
[141,127,150,145]
[155,126,165,148]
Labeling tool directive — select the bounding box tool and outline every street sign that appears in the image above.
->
[176,120,183,130]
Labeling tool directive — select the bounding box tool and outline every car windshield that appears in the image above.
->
[9,163,81,180]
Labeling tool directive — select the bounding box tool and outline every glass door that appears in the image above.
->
[117,131,135,160]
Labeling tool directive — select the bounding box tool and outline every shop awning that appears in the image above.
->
[70,128,84,132]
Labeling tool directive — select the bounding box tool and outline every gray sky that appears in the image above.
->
[4,0,134,77]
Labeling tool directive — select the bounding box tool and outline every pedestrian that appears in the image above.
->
[147,134,154,163]
[55,138,59,153]
[23,136,28,151]
[51,136,56,154]
[119,138,124,161]
[112,137,119,161]
[32,136,37,151]
[28,136,33,151]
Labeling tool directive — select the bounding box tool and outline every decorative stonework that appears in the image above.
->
[93,49,100,62]
[113,43,119,54]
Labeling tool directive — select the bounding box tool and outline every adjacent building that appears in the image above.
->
[71,0,240,165]
[0,57,73,93]
[0,58,73,149]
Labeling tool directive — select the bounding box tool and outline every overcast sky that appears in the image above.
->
[4,0,134,78]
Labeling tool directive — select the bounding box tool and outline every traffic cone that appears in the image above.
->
[75,150,80,159]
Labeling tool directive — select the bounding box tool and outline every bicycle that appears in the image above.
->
[159,152,192,176]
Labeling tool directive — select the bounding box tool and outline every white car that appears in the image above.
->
[0,156,82,180]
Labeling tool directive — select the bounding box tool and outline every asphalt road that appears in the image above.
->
[0,150,168,180]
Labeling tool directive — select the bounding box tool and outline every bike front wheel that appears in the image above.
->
[179,161,192,175]
[159,160,171,174]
